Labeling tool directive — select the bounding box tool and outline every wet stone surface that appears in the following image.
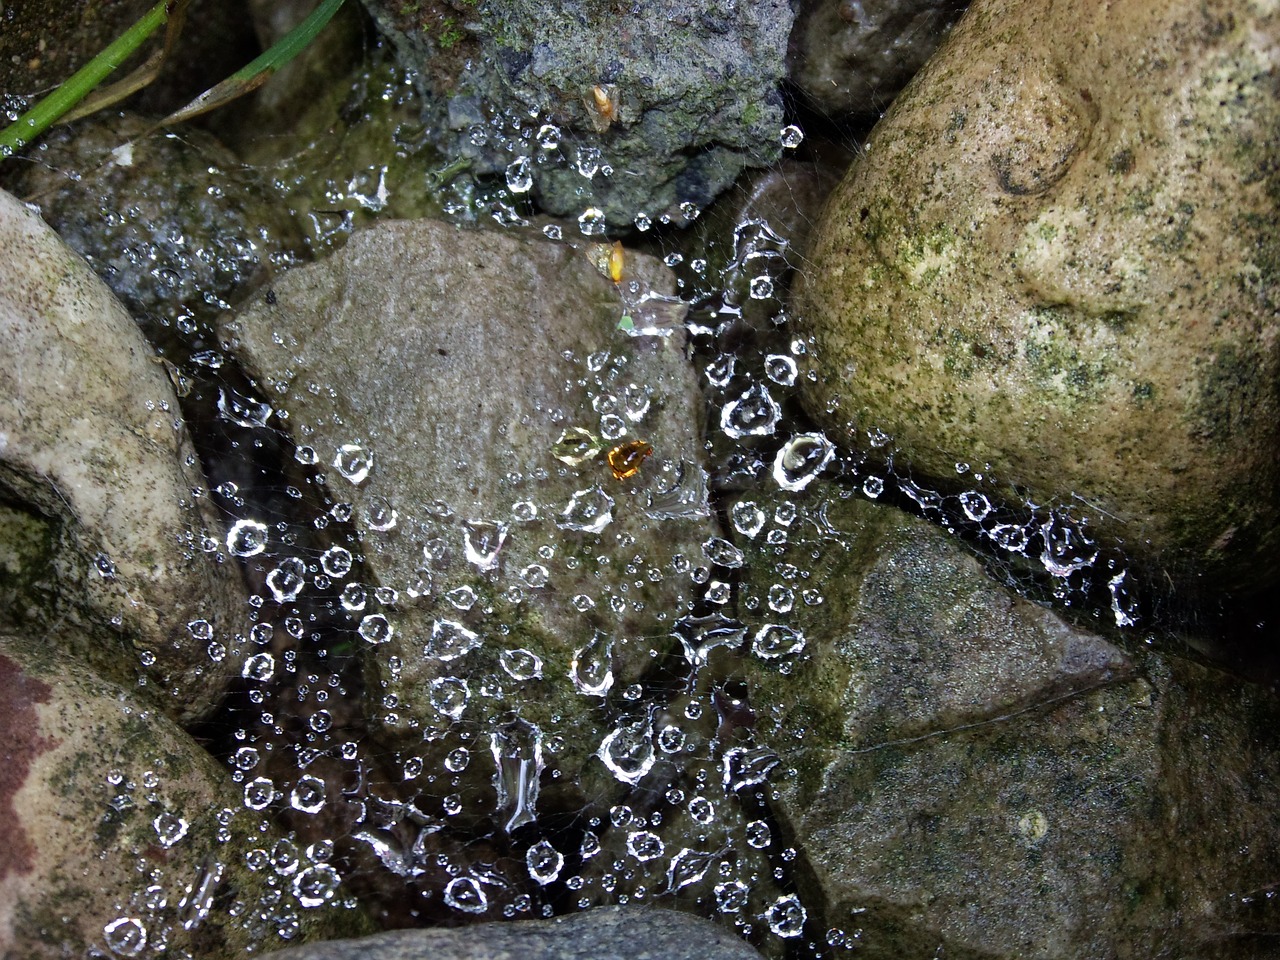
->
[363,0,794,229]
[219,217,732,904]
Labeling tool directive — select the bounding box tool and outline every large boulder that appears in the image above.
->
[793,0,1280,598]
[738,486,1280,958]
[0,632,366,958]
[219,219,719,869]
[0,188,248,721]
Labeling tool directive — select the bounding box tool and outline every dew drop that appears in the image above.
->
[244,776,276,811]
[751,623,805,660]
[501,648,544,680]
[721,383,781,439]
[293,864,340,908]
[227,519,268,557]
[358,613,394,645]
[765,894,807,938]
[103,917,148,956]
[333,443,372,484]
[773,432,835,491]
[429,676,470,719]
[291,775,327,814]
[702,536,745,569]
[557,487,615,533]
[321,546,353,577]
[597,712,656,785]
[764,353,798,386]
[153,811,189,848]
[426,619,481,660]
[505,155,533,192]
[526,839,564,885]
[731,501,767,538]
[464,519,508,572]
[626,830,665,862]
[780,124,805,148]
[266,557,307,603]
[570,631,614,696]
[243,652,276,681]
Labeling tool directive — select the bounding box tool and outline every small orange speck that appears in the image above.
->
[607,439,652,480]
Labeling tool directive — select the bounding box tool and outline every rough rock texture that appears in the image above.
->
[793,0,1280,597]
[260,906,764,960]
[0,632,367,958]
[220,219,717,827]
[13,113,303,328]
[361,0,793,228]
[0,188,247,721]
[787,0,968,118]
[739,486,1280,959]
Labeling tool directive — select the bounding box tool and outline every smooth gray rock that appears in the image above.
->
[259,906,764,960]
[787,0,968,117]
[361,0,793,228]
[0,187,247,721]
[220,219,717,833]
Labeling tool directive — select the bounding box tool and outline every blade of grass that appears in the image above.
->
[0,0,173,156]
[160,0,346,126]
[61,0,190,125]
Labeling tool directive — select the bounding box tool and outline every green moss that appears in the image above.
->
[438,16,464,49]
[1192,342,1265,446]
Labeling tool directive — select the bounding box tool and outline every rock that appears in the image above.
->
[259,905,764,960]
[683,158,845,337]
[361,0,794,228]
[219,220,717,850]
[787,0,968,118]
[793,0,1280,598]
[0,632,367,958]
[741,489,1132,762]
[12,113,304,330]
[736,485,1280,958]
[0,188,248,721]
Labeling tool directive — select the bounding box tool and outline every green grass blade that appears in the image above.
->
[161,0,346,126]
[0,0,171,156]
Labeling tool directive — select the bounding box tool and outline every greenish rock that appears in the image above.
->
[0,187,248,722]
[361,0,793,228]
[12,113,304,330]
[793,0,1280,598]
[259,905,764,960]
[736,486,1280,958]
[787,0,968,118]
[0,632,368,958]
[219,218,716,833]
